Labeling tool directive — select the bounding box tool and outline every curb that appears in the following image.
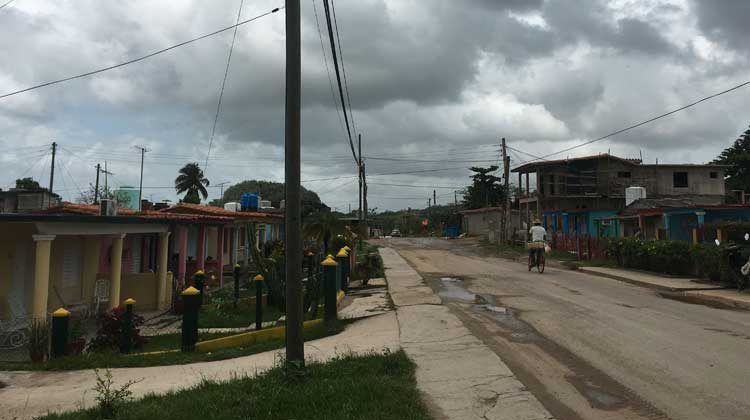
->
[578,268,681,292]
[681,291,750,311]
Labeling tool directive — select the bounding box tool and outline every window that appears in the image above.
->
[710,172,718,179]
[673,172,688,188]
[62,242,82,288]
[617,171,631,178]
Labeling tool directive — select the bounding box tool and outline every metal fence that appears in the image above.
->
[550,233,609,260]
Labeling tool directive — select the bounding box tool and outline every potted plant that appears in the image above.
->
[67,319,86,356]
[28,319,49,363]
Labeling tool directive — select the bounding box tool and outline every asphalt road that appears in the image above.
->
[375,237,750,420]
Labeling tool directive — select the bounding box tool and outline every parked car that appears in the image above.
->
[390,229,402,237]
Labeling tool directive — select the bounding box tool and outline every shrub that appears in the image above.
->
[88,307,146,353]
[28,319,49,363]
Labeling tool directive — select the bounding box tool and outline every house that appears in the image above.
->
[0,209,177,321]
[512,153,728,237]
[458,207,521,242]
[0,188,61,213]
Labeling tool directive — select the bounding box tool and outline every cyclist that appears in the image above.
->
[528,219,547,265]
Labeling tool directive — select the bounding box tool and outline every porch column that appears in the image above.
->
[31,234,55,319]
[196,226,206,270]
[217,226,225,287]
[178,226,188,282]
[157,231,171,310]
[232,226,239,266]
[108,234,126,309]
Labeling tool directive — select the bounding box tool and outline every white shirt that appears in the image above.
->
[529,225,546,242]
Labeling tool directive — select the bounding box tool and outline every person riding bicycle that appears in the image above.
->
[528,219,547,262]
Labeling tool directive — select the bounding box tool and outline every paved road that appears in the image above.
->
[376,237,750,420]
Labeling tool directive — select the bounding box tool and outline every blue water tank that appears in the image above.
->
[240,193,260,211]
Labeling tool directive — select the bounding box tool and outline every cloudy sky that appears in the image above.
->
[1,0,748,211]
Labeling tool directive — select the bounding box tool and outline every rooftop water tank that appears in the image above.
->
[224,202,241,212]
[260,200,272,209]
[625,186,647,207]
[240,193,259,211]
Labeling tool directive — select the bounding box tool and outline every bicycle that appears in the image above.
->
[527,242,546,273]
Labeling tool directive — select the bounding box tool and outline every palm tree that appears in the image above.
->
[175,163,210,204]
[303,211,349,254]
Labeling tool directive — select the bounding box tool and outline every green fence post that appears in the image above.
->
[233,264,241,309]
[193,270,206,307]
[337,248,350,292]
[120,298,136,354]
[322,255,338,322]
[181,286,200,352]
[254,274,264,330]
[50,308,70,359]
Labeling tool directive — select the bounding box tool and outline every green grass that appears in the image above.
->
[198,299,283,329]
[0,320,348,371]
[40,349,431,420]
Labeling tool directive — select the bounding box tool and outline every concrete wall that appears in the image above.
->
[635,166,725,196]
[0,223,36,319]
[119,273,159,310]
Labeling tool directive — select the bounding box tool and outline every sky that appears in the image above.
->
[0,0,749,211]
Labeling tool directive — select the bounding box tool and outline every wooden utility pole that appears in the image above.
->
[362,161,368,237]
[358,134,362,221]
[501,138,510,243]
[135,146,150,211]
[49,142,57,195]
[454,190,458,207]
[284,0,304,368]
[94,164,101,204]
[433,190,437,207]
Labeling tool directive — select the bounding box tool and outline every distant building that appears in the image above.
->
[0,189,61,214]
[512,153,729,237]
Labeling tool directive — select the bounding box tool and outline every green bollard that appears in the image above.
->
[51,308,70,359]
[181,287,200,352]
[254,274,264,330]
[337,248,350,292]
[120,298,136,354]
[321,255,338,322]
[193,270,206,307]
[233,264,241,309]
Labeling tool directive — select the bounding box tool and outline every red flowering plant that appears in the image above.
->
[87,306,147,353]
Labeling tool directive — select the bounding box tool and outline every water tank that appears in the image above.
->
[224,202,241,212]
[280,200,285,209]
[240,193,260,211]
[625,186,647,207]
[260,200,272,208]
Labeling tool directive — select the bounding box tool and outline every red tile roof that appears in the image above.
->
[159,203,284,221]
[37,202,233,223]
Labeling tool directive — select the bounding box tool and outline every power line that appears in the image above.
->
[366,157,500,163]
[368,182,464,189]
[0,0,15,11]
[322,0,357,165]
[0,6,283,101]
[330,0,356,136]
[516,79,750,167]
[312,0,347,140]
[204,0,245,174]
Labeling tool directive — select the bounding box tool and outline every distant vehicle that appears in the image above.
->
[390,229,402,237]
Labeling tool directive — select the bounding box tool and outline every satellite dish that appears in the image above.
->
[715,239,721,246]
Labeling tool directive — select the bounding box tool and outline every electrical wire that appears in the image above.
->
[204,0,245,174]
[329,0,356,136]
[515,79,750,167]
[0,0,15,11]
[321,0,357,165]
[368,182,464,189]
[0,6,283,100]
[312,0,347,140]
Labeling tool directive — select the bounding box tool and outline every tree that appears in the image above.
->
[714,125,750,192]
[302,211,349,254]
[212,180,325,216]
[15,177,41,190]
[175,163,209,204]
[463,166,506,209]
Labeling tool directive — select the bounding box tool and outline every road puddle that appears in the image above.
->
[435,277,479,302]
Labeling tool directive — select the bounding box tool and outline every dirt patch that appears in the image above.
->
[0,380,7,389]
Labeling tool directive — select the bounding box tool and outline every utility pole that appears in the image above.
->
[362,161,368,238]
[49,142,57,195]
[454,190,458,207]
[501,138,510,243]
[358,134,362,221]
[135,146,150,211]
[103,161,113,197]
[94,164,101,204]
[433,190,437,207]
[216,181,230,202]
[284,0,304,369]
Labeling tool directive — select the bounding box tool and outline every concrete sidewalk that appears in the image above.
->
[579,266,750,309]
[0,312,399,420]
[380,247,554,420]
